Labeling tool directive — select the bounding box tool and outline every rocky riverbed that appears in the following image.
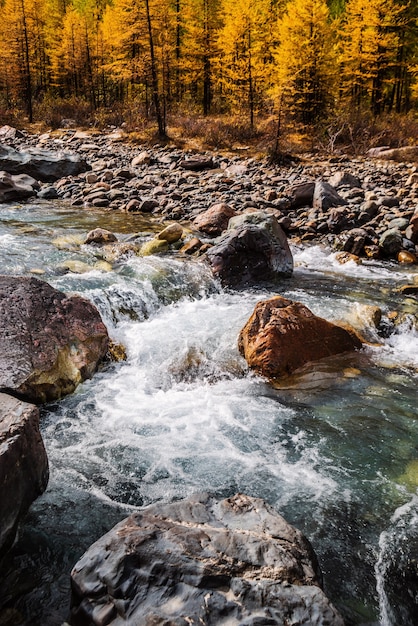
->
[1,124,418,266]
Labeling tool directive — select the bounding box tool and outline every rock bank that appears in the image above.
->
[70,493,344,626]
[1,126,418,264]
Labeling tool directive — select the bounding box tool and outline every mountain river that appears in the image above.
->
[0,201,417,626]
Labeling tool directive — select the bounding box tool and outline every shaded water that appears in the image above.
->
[0,201,417,626]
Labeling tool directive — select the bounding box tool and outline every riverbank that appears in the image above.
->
[1,125,418,266]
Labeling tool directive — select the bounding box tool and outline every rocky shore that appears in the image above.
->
[1,124,418,265]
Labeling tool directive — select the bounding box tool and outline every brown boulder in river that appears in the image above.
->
[0,275,109,403]
[238,295,362,379]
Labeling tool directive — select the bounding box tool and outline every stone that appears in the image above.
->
[84,228,118,245]
[328,171,362,189]
[0,275,109,403]
[0,170,37,202]
[238,295,362,380]
[0,125,24,140]
[131,151,152,167]
[155,222,183,243]
[139,238,169,256]
[139,199,159,213]
[0,393,48,557]
[180,237,203,255]
[368,146,418,162]
[379,228,403,257]
[193,203,236,236]
[398,250,417,264]
[286,181,315,209]
[0,144,90,182]
[206,212,293,288]
[179,156,215,171]
[313,181,347,211]
[69,493,344,626]
[38,186,59,199]
[336,251,361,265]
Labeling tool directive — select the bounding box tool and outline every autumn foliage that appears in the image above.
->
[0,0,417,146]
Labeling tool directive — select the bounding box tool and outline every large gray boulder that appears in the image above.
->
[70,493,344,626]
[0,143,90,182]
[0,275,109,403]
[0,393,48,558]
[0,170,38,202]
[206,211,293,288]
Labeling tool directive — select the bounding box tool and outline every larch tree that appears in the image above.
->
[216,0,278,127]
[339,0,409,115]
[181,0,221,114]
[274,0,337,125]
[0,0,49,120]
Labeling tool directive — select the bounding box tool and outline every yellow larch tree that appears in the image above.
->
[216,0,278,127]
[274,0,337,126]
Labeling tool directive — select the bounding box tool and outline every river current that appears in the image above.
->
[0,201,417,626]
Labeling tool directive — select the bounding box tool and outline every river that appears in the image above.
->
[0,201,417,626]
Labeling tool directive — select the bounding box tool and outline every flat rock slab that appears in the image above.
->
[70,493,344,626]
[0,143,90,182]
[0,275,109,403]
[0,393,48,557]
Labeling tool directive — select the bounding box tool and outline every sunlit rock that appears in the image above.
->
[0,393,48,558]
[0,275,109,403]
[155,222,183,243]
[238,295,362,380]
[70,493,344,626]
[193,202,236,236]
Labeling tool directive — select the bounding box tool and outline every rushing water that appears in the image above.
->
[0,201,417,626]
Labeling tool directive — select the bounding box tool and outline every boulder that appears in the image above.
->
[286,181,315,209]
[0,144,90,182]
[0,170,38,202]
[0,275,109,403]
[0,393,48,557]
[368,146,418,162]
[84,228,118,245]
[238,296,362,379]
[70,493,344,626]
[379,228,403,257]
[0,125,24,140]
[206,212,293,288]
[313,181,347,211]
[193,203,236,236]
[328,171,362,189]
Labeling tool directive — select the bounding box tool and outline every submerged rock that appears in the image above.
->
[238,295,362,379]
[0,275,109,403]
[0,393,48,557]
[70,493,344,626]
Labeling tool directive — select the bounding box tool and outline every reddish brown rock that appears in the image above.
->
[0,275,109,403]
[238,296,362,379]
[0,393,48,557]
[193,203,236,236]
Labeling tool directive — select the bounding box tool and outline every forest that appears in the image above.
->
[0,0,417,151]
